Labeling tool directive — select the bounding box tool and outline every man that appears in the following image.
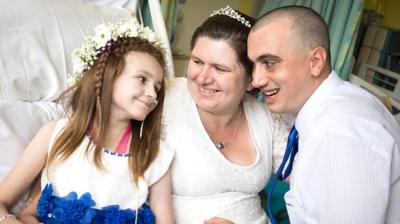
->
[248,6,400,224]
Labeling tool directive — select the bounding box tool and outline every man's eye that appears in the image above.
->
[265,61,275,68]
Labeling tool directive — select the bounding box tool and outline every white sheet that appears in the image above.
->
[0,0,131,101]
[84,0,138,13]
[0,101,62,180]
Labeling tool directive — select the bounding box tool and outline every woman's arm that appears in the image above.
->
[0,121,56,222]
[148,167,174,224]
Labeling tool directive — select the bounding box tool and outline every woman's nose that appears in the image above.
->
[197,67,213,84]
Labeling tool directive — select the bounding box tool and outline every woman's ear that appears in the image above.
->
[245,74,254,91]
[246,79,261,95]
[309,47,327,78]
[246,81,254,91]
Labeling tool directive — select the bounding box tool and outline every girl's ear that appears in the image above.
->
[309,47,327,78]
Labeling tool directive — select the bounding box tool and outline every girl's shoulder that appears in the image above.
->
[144,140,175,186]
[35,119,62,141]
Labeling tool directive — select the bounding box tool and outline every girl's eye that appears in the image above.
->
[137,76,146,83]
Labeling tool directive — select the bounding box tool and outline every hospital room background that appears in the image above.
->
[0,0,399,221]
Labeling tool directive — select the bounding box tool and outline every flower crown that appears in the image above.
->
[210,5,251,28]
[69,18,167,85]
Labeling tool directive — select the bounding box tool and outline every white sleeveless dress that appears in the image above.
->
[39,119,174,223]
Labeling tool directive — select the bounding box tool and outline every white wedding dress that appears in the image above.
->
[163,78,288,224]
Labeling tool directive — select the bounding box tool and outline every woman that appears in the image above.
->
[163,5,288,224]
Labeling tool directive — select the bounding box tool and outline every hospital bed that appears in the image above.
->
[349,63,400,125]
[0,0,173,214]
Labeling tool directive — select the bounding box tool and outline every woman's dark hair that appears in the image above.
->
[190,10,255,76]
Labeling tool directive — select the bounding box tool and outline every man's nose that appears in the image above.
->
[251,65,267,88]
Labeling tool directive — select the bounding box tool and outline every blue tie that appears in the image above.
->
[267,126,299,224]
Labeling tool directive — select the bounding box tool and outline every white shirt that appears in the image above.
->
[285,71,400,224]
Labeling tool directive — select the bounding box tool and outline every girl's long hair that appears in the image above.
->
[47,37,166,184]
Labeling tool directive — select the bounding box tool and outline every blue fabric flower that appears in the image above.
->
[101,205,132,224]
[37,185,96,224]
[137,204,155,224]
[37,184,54,221]
[51,191,96,223]
[37,184,155,224]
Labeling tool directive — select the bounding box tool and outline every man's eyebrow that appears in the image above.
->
[255,54,281,63]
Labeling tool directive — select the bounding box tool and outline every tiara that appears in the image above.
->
[69,18,167,86]
[210,5,251,28]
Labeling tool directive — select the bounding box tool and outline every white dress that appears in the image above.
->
[163,78,288,224]
[39,118,174,223]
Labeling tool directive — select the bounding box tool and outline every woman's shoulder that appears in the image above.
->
[243,94,273,120]
[164,77,193,114]
[165,77,189,98]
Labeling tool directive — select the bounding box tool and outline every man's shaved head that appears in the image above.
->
[253,6,331,67]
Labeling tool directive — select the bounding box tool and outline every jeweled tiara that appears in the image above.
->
[210,5,251,28]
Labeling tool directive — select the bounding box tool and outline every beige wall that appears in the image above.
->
[364,0,400,30]
[172,0,241,76]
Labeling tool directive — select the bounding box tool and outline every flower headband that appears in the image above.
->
[210,5,251,28]
[69,18,167,85]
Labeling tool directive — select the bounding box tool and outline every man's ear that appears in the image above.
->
[309,47,327,77]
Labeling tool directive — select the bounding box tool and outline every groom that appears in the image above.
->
[248,5,400,223]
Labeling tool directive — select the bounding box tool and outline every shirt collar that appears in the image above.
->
[295,71,344,140]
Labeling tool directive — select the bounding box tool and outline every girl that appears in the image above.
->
[0,19,174,224]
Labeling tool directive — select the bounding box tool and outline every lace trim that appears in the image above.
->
[86,133,130,157]
[271,113,290,173]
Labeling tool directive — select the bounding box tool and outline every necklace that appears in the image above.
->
[198,106,242,150]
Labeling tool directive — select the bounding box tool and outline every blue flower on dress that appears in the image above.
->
[37,184,54,221]
[137,204,155,224]
[51,191,96,223]
[37,184,155,224]
[37,184,96,224]
[102,205,133,224]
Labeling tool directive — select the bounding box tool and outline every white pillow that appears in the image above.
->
[0,100,62,214]
[0,0,131,101]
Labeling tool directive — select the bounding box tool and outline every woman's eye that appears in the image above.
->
[192,59,202,65]
[215,66,229,72]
